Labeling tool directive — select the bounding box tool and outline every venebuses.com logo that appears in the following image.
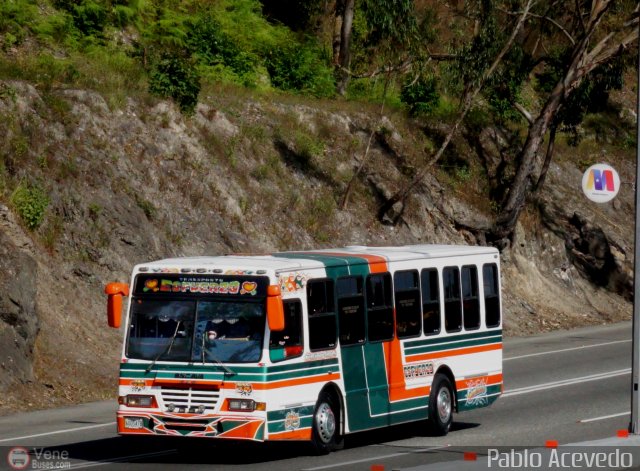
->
[7,447,71,470]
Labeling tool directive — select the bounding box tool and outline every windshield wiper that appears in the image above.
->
[145,320,182,374]
[201,332,236,376]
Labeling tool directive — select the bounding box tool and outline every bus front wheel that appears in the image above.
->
[310,393,340,455]
[428,374,453,436]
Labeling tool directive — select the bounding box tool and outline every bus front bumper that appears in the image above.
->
[117,411,266,441]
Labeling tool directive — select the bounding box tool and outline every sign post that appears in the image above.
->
[631,27,640,434]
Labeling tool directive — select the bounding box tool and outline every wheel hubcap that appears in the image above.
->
[437,387,451,423]
[315,402,336,444]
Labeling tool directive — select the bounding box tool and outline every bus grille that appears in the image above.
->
[160,387,220,413]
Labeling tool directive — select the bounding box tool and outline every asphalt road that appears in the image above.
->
[0,322,633,470]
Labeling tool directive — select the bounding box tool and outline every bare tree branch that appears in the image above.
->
[499,8,576,44]
[514,102,534,124]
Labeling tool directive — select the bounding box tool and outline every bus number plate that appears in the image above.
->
[125,417,145,429]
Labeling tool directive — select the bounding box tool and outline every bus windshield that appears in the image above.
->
[127,298,265,363]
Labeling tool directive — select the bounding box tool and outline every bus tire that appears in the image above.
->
[428,374,453,436]
[310,392,340,455]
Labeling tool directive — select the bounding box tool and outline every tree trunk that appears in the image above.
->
[336,0,355,95]
[332,0,344,65]
[534,123,557,194]
[491,83,564,243]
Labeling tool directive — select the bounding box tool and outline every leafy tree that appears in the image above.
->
[492,0,637,244]
[378,0,637,248]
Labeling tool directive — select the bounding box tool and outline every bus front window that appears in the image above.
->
[127,299,195,361]
[126,299,265,363]
[193,302,264,363]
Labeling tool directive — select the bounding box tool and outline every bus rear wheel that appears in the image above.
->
[310,393,340,455]
[428,374,453,436]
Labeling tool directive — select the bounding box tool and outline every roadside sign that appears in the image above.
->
[581,163,620,203]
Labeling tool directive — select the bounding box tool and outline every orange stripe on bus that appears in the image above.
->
[455,373,503,391]
[384,338,430,401]
[119,374,341,390]
[268,427,312,440]
[313,251,389,273]
[248,373,342,390]
[406,343,502,363]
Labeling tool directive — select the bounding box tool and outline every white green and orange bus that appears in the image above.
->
[105,244,502,453]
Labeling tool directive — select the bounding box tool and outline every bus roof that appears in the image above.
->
[135,244,498,276]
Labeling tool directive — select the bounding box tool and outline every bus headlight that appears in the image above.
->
[120,395,156,407]
[227,399,266,412]
[228,399,255,411]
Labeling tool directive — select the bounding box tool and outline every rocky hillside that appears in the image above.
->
[0,79,634,413]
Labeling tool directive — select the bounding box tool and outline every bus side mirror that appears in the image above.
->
[266,285,285,332]
[105,282,129,328]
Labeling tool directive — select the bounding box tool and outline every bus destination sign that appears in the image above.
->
[134,274,268,297]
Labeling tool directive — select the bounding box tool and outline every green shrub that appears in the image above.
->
[188,14,257,76]
[72,1,108,36]
[148,55,201,114]
[0,0,38,49]
[264,40,334,97]
[400,76,439,116]
[10,182,49,230]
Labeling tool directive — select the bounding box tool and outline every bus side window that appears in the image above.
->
[366,273,394,342]
[462,265,480,330]
[483,264,501,328]
[443,267,462,333]
[307,279,337,351]
[269,300,303,361]
[394,270,421,339]
[421,268,441,335]
[337,276,365,346]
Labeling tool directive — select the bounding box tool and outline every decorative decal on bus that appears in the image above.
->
[279,273,309,293]
[236,383,253,396]
[465,378,489,406]
[284,411,301,430]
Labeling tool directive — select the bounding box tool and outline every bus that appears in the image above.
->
[105,244,502,453]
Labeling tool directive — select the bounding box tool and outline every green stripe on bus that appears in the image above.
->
[120,359,338,376]
[275,252,373,277]
[404,330,502,349]
[405,337,502,356]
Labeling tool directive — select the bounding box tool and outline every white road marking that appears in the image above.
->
[0,422,116,443]
[504,339,631,361]
[502,368,631,398]
[579,411,630,423]
[300,446,447,470]
[68,450,177,469]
